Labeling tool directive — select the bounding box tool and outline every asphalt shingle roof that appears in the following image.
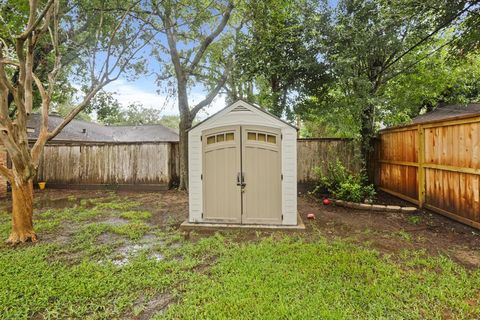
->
[27,113,179,143]
[411,103,480,125]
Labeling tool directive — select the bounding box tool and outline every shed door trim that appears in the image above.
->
[201,126,242,223]
[201,125,282,225]
[241,125,282,224]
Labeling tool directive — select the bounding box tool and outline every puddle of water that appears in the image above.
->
[140,234,158,242]
[97,233,173,266]
[102,217,129,226]
[169,242,182,249]
[35,197,84,209]
[109,240,168,266]
[118,243,150,255]
[150,253,165,261]
[112,257,129,267]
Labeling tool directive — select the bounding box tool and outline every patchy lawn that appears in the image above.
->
[0,189,479,319]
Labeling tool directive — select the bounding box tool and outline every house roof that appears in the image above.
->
[188,99,298,132]
[411,103,480,125]
[27,113,179,143]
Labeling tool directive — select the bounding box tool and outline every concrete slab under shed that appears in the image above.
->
[180,214,305,232]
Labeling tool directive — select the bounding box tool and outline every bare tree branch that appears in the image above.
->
[191,68,230,116]
[187,2,234,73]
[17,0,55,40]
[47,82,110,141]
[0,163,13,181]
[382,1,479,72]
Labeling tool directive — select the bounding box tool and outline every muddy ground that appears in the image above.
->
[299,191,480,269]
[4,188,480,269]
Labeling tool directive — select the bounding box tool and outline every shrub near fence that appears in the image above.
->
[376,115,480,229]
[297,138,361,183]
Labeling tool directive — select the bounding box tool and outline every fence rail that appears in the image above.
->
[376,115,480,229]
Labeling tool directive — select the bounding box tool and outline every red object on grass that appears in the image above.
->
[307,213,315,220]
[323,198,331,205]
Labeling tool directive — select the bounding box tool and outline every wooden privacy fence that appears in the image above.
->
[297,138,361,183]
[0,137,359,193]
[376,115,480,229]
[33,138,359,188]
[36,142,179,190]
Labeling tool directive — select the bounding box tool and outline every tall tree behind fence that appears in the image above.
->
[297,138,361,183]
[376,115,480,229]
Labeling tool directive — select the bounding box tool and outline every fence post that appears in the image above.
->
[417,125,425,208]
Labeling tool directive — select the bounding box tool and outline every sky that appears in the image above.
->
[102,0,339,120]
[104,75,227,120]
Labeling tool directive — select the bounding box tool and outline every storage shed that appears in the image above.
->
[187,100,298,227]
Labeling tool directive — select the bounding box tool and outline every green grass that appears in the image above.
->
[0,241,206,319]
[164,238,480,319]
[408,215,423,225]
[0,195,225,319]
[0,193,479,319]
[120,210,152,221]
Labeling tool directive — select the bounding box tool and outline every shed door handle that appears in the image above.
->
[236,172,241,186]
[241,172,246,186]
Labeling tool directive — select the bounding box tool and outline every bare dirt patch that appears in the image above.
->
[126,292,174,320]
[298,193,480,268]
[10,188,480,269]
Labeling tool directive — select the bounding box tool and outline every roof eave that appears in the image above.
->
[188,98,298,132]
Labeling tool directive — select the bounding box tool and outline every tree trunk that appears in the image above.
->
[178,114,191,191]
[270,75,282,117]
[7,179,36,244]
[177,80,191,191]
[359,103,375,177]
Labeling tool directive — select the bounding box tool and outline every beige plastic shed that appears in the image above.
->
[186,99,298,228]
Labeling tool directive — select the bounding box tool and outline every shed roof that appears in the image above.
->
[411,103,480,125]
[27,113,179,143]
[188,99,298,132]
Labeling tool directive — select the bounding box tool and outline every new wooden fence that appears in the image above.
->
[297,138,361,183]
[376,115,480,229]
[36,142,179,190]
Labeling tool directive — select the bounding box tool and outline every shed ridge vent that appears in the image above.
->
[230,105,252,113]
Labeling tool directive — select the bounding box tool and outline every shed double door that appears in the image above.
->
[202,125,282,224]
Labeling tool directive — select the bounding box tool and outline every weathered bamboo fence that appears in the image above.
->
[376,115,480,229]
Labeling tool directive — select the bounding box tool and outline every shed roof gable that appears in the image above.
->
[189,99,297,132]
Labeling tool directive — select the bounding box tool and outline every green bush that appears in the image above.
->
[313,160,376,203]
